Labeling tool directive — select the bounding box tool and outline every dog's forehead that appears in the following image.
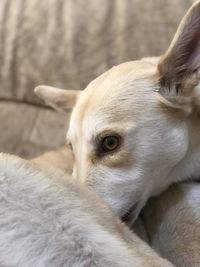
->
[80,61,157,110]
[68,60,158,141]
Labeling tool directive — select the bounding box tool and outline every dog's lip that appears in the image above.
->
[121,202,139,222]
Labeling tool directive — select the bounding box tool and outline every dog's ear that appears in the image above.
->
[157,1,200,113]
[34,86,81,113]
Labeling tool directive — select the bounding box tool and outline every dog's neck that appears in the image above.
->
[167,112,200,185]
[167,85,200,185]
[145,110,200,203]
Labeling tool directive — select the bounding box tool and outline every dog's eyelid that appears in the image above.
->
[95,129,123,140]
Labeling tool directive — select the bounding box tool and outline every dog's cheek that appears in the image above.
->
[86,166,144,217]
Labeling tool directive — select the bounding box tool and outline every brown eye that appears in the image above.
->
[101,136,120,152]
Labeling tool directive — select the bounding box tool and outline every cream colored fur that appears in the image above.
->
[140,182,200,267]
[0,153,173,267]
[32,145,73,174]
[32,145,149,242]
[35,0,200,221]
[32,145,200,267]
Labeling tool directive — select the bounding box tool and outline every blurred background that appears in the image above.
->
[0,0,195,158]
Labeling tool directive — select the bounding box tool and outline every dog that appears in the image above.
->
[32,144,73,174]
[0,153,173,267]
[140,182,200,267]
[31,144,149,240]
[35,1,200,221]
[31,143,200,267]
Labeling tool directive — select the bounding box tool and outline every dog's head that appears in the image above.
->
[35,1,200,219]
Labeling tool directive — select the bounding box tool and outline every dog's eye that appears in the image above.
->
[101,135,120,152]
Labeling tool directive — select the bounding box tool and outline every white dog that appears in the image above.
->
[31,136,200,266]
[35,1,200,221]
[140,182,200,267]
[0,153,173,267]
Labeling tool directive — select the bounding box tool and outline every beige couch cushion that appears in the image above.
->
[0,101,69,157]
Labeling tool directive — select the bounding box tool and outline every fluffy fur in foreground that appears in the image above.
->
[0,153,173,267]
[31,134,200,267]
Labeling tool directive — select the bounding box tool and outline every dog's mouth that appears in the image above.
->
[121,202,139,223]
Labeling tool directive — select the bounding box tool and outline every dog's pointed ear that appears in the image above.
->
[157,1,200,113]
[34,86,81,113]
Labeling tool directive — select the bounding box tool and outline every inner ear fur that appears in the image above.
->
[157,0,200,110]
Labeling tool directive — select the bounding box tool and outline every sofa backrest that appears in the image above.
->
[0,0,194,104]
